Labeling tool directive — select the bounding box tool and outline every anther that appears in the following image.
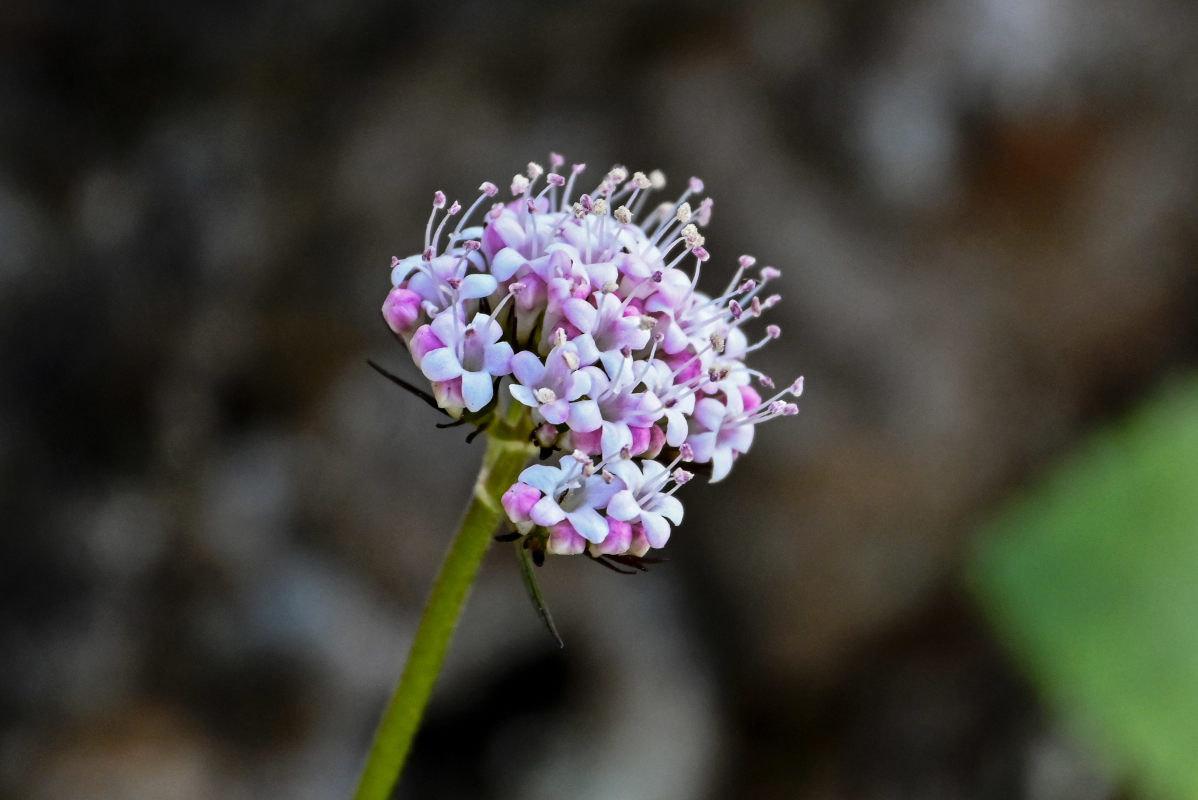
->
[447,201,461,215]
[649,170,666,190]
[463,240,481,251]
[534,387,557,404]
[688,177,704,193]
[767,325,781,339]
[550,152,564,169]
[479,181,498,197]
[679,443,695,461]
[511,174,530,196]
[548,173,566,187]
[527,162,544,180]
[434,191,446,209]
[738,255,757,269]
[676,202,692,223]
[614,205,632,224]
[710,331,726,354]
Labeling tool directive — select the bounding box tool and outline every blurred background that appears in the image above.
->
[3,0,1197,798]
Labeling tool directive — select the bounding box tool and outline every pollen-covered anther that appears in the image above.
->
[632,171,652,190]
[676,202,692,223]
[649,169,667,190]
[672,468,694,485]
[561,350,580,371]
[433,191,446,209]
[638,315,657,330]
[680,224,704,248]
[572,202,588,219]
[552,327,569,348]
[710,331,726,354]
[592,198,609,216]
[601,469,615,484]
[601,280,619,294]
[479,181,498,197]
[607,166,628,184]
[614,205,632,224]
[534,387,558,404]
[463,240,481,252]
[511,174,530,196]
[527,162,544,180]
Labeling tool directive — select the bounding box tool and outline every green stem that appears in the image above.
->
[352,421,535,800]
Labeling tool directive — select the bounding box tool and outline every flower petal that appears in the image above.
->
[530,496,566,526]
[420,348,462,381]
[567,506,609,543]
[606,489,641,522]
[461,370,494,412]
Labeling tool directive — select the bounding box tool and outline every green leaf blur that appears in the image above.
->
[972,376,1198,800]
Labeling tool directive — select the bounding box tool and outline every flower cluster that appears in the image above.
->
[382,155,801,559]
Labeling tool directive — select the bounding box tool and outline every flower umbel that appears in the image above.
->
[383,156,801,559]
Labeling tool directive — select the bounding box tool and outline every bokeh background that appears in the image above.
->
[3,1,1197,798]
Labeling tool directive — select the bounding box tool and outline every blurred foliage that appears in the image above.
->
[972,376,1198,800]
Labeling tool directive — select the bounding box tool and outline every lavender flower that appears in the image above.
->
[382,156,801,557]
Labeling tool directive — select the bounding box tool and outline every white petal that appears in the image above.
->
[509,383,538,408]
[653,494,684,524]
[606,490,641,522]
[641,510,672,549]
[519,465,563,495]
[459,273,498,300]
[491,247,527,281]
[530,496,566,526]
[420,348,462,381]
[710,446,734,482]
[567,400,603,433]
[567,506,609,543]
[461,370,494,412]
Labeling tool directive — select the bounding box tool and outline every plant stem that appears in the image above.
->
[352,423,535,800]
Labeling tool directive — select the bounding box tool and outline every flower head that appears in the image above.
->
[381,156,801,558]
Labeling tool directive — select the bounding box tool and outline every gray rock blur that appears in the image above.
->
[2,0,1195,798]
